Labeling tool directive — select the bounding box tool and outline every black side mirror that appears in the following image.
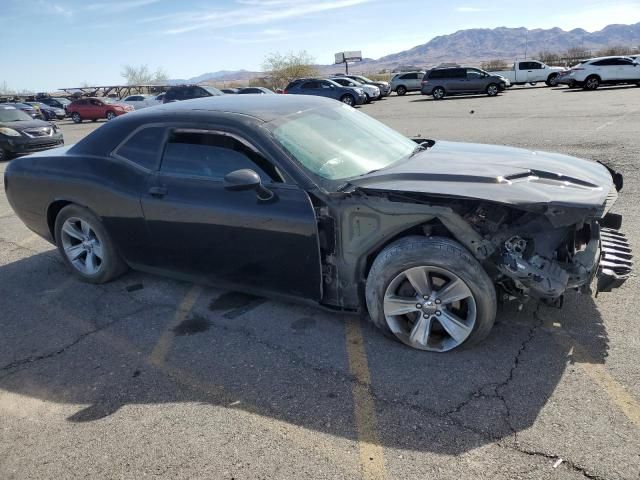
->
[224,169,274,201]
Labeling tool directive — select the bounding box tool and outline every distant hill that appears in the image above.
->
[372,22,640,68]
[170,22,640,84]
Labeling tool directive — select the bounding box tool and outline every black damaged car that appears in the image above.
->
[4,96,632,351]
[0,105,64,161]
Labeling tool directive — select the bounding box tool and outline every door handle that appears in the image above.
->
[148,186,168,198]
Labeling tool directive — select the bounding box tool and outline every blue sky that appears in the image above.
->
[2,0,640,91]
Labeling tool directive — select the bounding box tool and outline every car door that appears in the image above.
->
[89,99,105,119]
[525,61,544,82]
[465,68,486,92]
[445,69,467,92]
[616,58,638,81]
[299,81,322,97]
[141,127,322,301]
[590,59,613,80]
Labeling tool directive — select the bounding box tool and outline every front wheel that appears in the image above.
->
[364,93,371,103]
[584,76,600,90]
[432,87,446,99]
[396,86,407,96]
[54,205,128,284]
[340,94,355,106]
[71,112,82,123]
[106,111,116,121]
[365,236,497,352]
[486,83,499,96]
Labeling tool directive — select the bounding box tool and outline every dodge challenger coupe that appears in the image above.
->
[4,96,632,352]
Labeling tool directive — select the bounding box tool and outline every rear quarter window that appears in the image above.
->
[113,126,166,170]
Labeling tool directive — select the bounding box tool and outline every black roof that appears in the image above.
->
[144,94,337,122]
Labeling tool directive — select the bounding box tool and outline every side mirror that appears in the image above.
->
[223,169,274,201]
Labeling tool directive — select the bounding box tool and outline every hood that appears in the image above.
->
[0,119,55,131]
[351,141,613,211]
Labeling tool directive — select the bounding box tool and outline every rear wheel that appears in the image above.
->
[365,236,497,352]
[0,148,10,162]
[486,83,499,96]
[584,75,600,90]
[71,112,82,123]
[54,205,128,284]
[396,85,407,96]
[546,73,559,86]
[432,87,446,100]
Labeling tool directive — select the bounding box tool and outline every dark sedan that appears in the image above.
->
[4,102,44,119]
[5,96,630,352]
[0,105,64,161]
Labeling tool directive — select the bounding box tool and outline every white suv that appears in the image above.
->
[390,71,426,95]
[564,56,640,90]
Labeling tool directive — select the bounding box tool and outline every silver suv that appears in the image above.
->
[421,67,508,99]
[390,71,425,95]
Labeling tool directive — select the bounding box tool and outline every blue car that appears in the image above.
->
[284,78,366,106]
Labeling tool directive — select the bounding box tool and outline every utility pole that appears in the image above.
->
[524,29,528,59]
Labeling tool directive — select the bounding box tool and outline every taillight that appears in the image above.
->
[283,89,288,94]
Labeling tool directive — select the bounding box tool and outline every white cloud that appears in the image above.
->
[456,6,493,12]
[146,0,374,35]
[85,0,159,13]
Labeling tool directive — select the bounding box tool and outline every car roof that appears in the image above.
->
[587,56,634,62]
[136,94,341,122]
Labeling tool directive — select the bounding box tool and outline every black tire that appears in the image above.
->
[340,94,355,106]
[0,148,10,162]
[92,119,98,122]
[432,87,446,100]
[364,93,371,103]
[54,204,128,284]
[529,82,537,86]
[71,112,82,123]
[584,75,600,90]
[365,236,497,351]
[486,83,499,96]
[547,73,559,86]
[396,85,407,96]
[106,111,116,121]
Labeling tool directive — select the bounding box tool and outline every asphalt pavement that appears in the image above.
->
[1,84,639,480]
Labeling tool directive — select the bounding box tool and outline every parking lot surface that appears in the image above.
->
[1,85,639,480]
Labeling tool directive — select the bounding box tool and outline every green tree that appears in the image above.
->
[262,50,317,89]
[121,65,169,85]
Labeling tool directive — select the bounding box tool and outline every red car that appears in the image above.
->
[67,97,133,123]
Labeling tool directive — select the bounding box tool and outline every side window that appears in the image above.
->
[90,99,102,106]
[301,81,319,89]
[114,126,165,170]
[466,68,483,79]
[320,81,333,89]
[530,62,543,69]
[518,62,531,70]
[161,130,279,182]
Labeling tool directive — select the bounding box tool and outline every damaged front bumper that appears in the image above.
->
[597,227,633,292]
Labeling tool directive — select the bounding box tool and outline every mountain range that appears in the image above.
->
[172,22,640,83]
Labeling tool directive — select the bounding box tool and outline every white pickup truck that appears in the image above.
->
[493,60,566,86]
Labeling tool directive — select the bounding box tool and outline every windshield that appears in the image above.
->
[355,75,373,83]
[204,86,224,96]
[0,108,32,122]
[268,103,416,181]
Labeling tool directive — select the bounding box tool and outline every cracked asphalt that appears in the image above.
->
[1,84,639,479]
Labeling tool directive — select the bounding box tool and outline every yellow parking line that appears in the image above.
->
[543,318,640,428]
[345,317,387,480]
[149,284,202,366]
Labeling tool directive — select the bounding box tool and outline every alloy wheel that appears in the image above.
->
[383,266,477,352]
[487,84,498,96]
[341,95,355,106]
[60,217,105,276]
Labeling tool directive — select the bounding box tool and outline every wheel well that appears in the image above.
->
[47,200,72,239]
[586,74,601,81]
[396,84,406,90]
[362,219,455,279]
